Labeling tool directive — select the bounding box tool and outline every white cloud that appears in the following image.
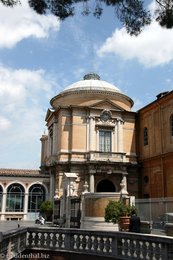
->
[0,116,11,131]
[97,21,173,67]
[0,0,60,48]
[0,65,56,168]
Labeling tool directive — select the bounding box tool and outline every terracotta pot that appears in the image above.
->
[119,216,130,231]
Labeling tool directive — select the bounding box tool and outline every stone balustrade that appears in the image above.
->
[26,227,173,259]
[0,227,173,259]
[89,151,126,162]
[0,227,27,260]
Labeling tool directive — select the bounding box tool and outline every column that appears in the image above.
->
[117,119,124,152]
[86,116,90,151]
[89,117,95,151]
[89,171,95,192]
[1,191,7,220]
[49,171,54,199]
[114,122,118,152]
[53,121,58,155]
[23,192,28,220]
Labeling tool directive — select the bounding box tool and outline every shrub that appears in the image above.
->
[105,200,136,224]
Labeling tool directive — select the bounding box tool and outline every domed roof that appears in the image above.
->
[50,73,134,110]
[61,73,121,94]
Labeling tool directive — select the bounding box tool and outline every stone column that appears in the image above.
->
[86,116,90,152]
[23,192,28,220]
[1,191,7,220]
[114,122,118,152]
[49,171,54,199]
[89,171,95,192]
[89,116,95,151]
[117,119,124,153]
[53,121,58,155]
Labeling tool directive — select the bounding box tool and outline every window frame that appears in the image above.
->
[143,127,148,146]
[99,129,112,152]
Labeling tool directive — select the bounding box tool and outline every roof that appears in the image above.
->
[61,73,121,94]
[0,168,46,177]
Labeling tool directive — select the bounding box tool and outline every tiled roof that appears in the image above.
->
[0,168,41,176]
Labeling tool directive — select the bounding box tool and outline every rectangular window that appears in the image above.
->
[144,127,148,146]
[170,115,173,136]
[99,130,111,152]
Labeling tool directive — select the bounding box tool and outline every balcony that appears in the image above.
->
[88,151,126,162]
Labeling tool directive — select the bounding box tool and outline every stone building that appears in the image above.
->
[1,73,173,223]
[137,91,173,198]
[40,73,139,199]
[0,169,50,221]
[40,73,139,228]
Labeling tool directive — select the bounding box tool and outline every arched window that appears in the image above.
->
[97,179,116,192]
[144,127,148,146]
[28,184,46,212]
[0,185,3,211]
[6,184,24,212]
[170,115,173,136]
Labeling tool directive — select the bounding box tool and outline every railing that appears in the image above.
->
[0,227,27,260]
[26,227,173,259]
[0,227,173,259]
[89,151,126,162]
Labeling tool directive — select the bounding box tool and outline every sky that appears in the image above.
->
[0,0,173,169]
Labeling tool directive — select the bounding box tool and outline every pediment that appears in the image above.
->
[90,99,125,111]
[45,108,55,121]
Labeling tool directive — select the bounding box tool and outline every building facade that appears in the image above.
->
[40,73,139,201]
[137,91,173,198]
[0,169,50,221]
[1,73,173,222]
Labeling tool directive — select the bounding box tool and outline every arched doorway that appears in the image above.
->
[96,179,116,192]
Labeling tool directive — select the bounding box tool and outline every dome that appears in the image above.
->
[50,73,134,110]
[61,73,121,94]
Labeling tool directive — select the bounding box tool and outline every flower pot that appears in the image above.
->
[119,216,130,231]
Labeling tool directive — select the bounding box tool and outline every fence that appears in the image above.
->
[135,197,173,222]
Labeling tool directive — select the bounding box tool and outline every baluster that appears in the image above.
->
[82,235,87,250]
[99,237,104,253]
[58,233,63,248]
[105,237,111,253]
[117,238,123,257]
[46,232,51,247]
[129,239,135,257]
[52,233,57,248]
[141,241,149,259]
[135,240,141,258]
[154,243,162,259]
[27,232,32,247]
[87,235,93,251]
[75,234,81,251]
[34,232,39,247]
[147,242,155,259]
[93,236,99,252]
[123,238,129,257]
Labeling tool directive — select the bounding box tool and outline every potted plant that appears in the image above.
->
[40,200,53,222]
[104,200,136,231]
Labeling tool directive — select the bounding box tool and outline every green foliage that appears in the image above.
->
[1,0,173,35]
[40,200,53,214]
[105,200,136,224]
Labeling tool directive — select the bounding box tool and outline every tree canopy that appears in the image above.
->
[1,0,173,35]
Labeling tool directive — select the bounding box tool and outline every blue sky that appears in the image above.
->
[0,0,173,169]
